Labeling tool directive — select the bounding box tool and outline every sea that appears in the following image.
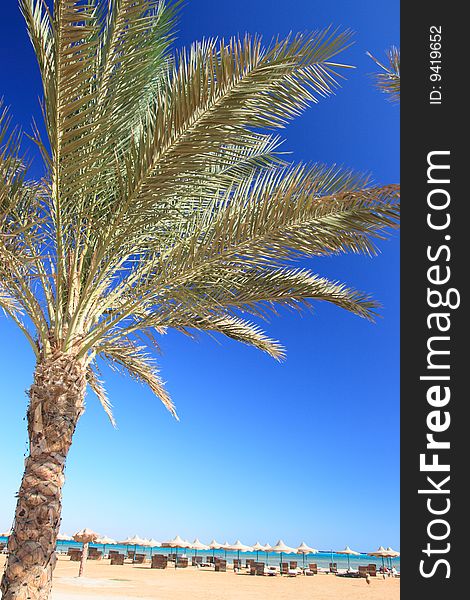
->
[0,537,400,571]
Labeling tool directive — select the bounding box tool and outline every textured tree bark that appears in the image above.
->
[1,353,87,600]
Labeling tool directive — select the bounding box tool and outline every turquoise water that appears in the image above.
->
[0,537,400,571]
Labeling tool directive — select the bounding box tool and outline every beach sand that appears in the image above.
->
[0,555,400,600]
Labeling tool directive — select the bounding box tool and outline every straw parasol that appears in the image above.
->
[368,546,389,571]
[385,547,400,570]
[336,546,360,571]
[228,540,253,567]
[296,542,318,570]
[95,535,116,556]
[191,538,210,557]
[251,541,265,562]
[57,533,74,542]
[73,528,99,577]
[269,540,297,572]
[146,539,161,557]
[0,531,11,538]
[208,539,223,560]
[263,543,272,565]
[220,541,231,560]
[120,534,147,563]
[161,535,191,568]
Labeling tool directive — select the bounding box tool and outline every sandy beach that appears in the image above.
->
[1,555,400,600]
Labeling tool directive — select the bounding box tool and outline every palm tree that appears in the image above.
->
[1,1,399,597]
[367,46,400,101]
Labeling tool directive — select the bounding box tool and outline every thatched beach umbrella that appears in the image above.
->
[296,542,318,570]
[95,535,116,556]
[57,533,73,541]
[251,541,265,562]
[368,546,388,571]
[228,540,253,567]
[146,538,161,557]
[263,543,272,565]
[269,540,297,572]
[208,539,223,560]
[336,546,360,570]
[191,538,210,558]
[73,528,99,577]
[384,547,400,570]
[0,531,11,538]
[161,535,191,568]
[120,534,147,562]
[220,541,231,560]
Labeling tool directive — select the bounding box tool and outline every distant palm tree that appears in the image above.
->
[367,46,400,101]
[1,1,399,597]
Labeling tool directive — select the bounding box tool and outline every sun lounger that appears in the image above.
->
[367,564,377,576]
[249,561,265,576]
[192,556,203,566]
[280,562,289,575]
[337,571,360,578]
[265,565,278,576]
[151,554,168,569]
[329,562,338,574]
[88,548,102,560]
[176,556,188,568]
[358,566,369,577]
[110,553,125,565]
[305,563,318,575]
[134,553,146,564]
[214,559,227,572]
[68,549,82,562]
[233,558,242,571]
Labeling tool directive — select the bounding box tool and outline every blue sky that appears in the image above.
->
[0,0,399,551]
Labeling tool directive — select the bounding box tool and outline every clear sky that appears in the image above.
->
[0,0,399,551]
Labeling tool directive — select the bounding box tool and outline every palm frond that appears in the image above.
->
[86,364,116,426]
[164,313,284,360]
[98,340,178,418]
[93,29,354,245]
[157,267,380,323]
[367,46,400,102]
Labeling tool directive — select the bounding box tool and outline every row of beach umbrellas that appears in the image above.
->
[50,532,399,570]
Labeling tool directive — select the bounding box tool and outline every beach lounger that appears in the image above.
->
[110,553,125,565]
[88,548,102,560]
[127,550,135,560]
[134,553,146,564]
[249,561,265,575]
[358,566,369,577]
[68,549,82,561]
[367,564,377,576]
[329,562,338,573]
[289,561,298,570]
[305,563,318,576]
[265,565,278,576]
[176,556,188,568]
[214,559,227,572]
[206,556,215,564]
[233,559,241,571]
[192,556,203,566]
[255,562,266,576]
[280,563,289,575]
[151,554,168,569]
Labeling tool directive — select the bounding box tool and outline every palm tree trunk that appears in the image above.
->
[1,353,87,600]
